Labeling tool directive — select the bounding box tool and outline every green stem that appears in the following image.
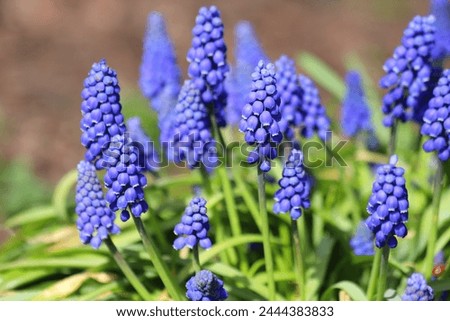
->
[291,219,306,300]
[388,121,398,156]
[193,245,201,271]
[104,237,153,300]
[257,168,276,300]
[424,158,445,279]
[366,248,382,300]
[132,217,184,301]
[376,245,390,301]
[200,164,213,195]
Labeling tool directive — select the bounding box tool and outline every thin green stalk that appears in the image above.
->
[424,158,445,279]
[388,121,398,156]
[376,245,390,301]
[366,248,382,300]
[291,219,306,300]
[200,164,213,195]
[193,245,201,271]
[257,168,276,300]
[132,217,184,301]
[104,237,152,301]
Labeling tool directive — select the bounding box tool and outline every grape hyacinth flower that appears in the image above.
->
[366,155,408,248]
[431,0,450,58]
[276,55,303,141]
[80,59,126,167]
[341,71,374,137]
[103,135,149,222]
[298,74,331,142]
[187,6,229,127]
[186,270,228,301]
[75,161,120,249]
[273,149,311,220]
[126,117,159,173]
[139,12,181,111]
[173,197,212,250]
[350,221,375,256]
[239,60,283,172]
[226,21,267,125]
[421,69,450,161]
[172,80,218,170]
[402,273,434,301]
[379,15,441,126]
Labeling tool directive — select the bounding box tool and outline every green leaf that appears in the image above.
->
[321,281,368,301]
[430,279,450,292]
[52,169,77,221]
[5,205,56,228]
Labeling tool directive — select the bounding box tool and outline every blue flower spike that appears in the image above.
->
[239,60,283,172]
[80,59,126,168]
[187,6,229,127]
[421,69,450,161]
[273,149,311,220]
[172,80,217,171]
[366,155,409,248]
[186,270,228,301]
[430,0,450,59]
[75,161,120,249]
[402,273,434,301]
[380,15,441,126]
[350,221,375,256]
[103,135,149,222]
[173,197,212,251]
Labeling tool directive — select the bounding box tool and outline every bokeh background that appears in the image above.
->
[0,0,428,221]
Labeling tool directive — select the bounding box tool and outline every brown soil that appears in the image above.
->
[0,0,428,184]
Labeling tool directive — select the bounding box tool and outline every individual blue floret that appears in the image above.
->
[75,161,120,249]
[273,149,311,220]
[187,6,229,127]
[239,60,283,172]
[186,270,228,301]
[350,221,375,256]
[366,155,409,248]
[402,273,434,301]
[80,59,126,168]
[173,197,212,250]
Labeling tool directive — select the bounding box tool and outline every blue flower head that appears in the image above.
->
[298,74,331,142]
[186,270,228,301]
[187,6,229,127]
[366,155,408,248]
[103,135,149,222]
[126,117,159,173]
[75,161,120,249]
[402,273,434,301]
[350,221,375,256]
[380,15,441,126]
[173,197,212,250]
[273,149,311,220]
[421,69,450,161]
[139,12,181,109]
[172,80,218,171]
[239,60,283,172]
[80,59,126,168]
[276,55,303,141]
[341,71,374,137]
[431,0,450,58]
[226,21,267,125]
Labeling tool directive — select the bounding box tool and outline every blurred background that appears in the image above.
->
[0,0,428,221]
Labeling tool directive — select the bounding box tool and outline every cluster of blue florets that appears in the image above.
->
[75,161,120,249]
[402,273,434,301]
[239,61,283,172]
[103,135,149,222]
[276,55,303,141]
[273,149,311,220]
[421,69,450,161]
[187,6,229,127]
[380,15,439,126]
[173,197,212,250]
[172,80,218,170]
[366,155,409,248]
[431,0,450,59]
[186,270,228,301]
[80,59,126,168]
